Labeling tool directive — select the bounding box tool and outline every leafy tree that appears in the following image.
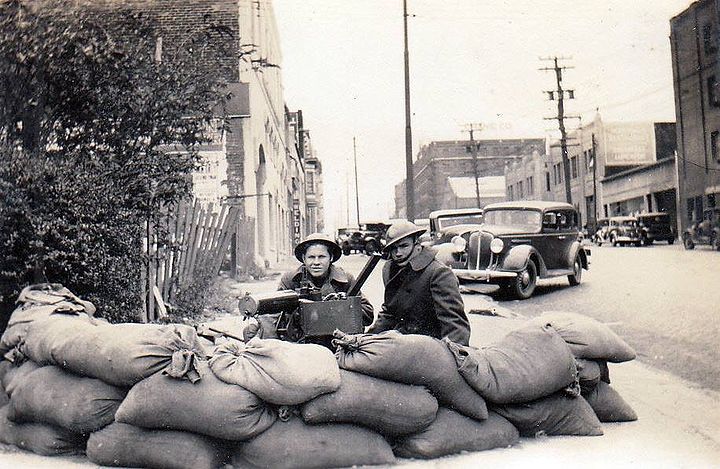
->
[0,0,235,323]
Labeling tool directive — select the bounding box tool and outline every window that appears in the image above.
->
[508,185,514,200]
[554,163,563,185]
[571,156,578,179]
[545,172,551,191]
[306,172,315,194]
[518,180,524,198]
[526,176,534,196]
[712,131,720,163]
[708,76,720,107]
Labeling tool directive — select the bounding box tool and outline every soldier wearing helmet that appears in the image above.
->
[367,220,470,345]
[278,232,374,325]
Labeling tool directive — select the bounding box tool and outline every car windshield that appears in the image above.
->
[638,215,668,225]
[483,209,542,230]
[437,214,483,230]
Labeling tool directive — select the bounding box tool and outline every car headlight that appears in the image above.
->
[490,237,504,254]
[451,235,467,252]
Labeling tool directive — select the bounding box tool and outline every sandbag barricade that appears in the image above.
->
[334,330,489,420]
[7,365,126,434]
[532,311,636,362]
[467,315,528,348]
[116,360,277,440]
[576,358,604,394]
[209,338,341,405]
[582,381,638,422]
[231,415,396,469]
[16,316,204,386]
[446,323,578,404]
[87,422,228,469]
[0,405,85,456]
[300,369,438,437]
[491,392,604,437]
[394,408,519,459]
[0,283,96,357]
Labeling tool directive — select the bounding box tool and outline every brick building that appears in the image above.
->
[505,115,677,230]
[670,0,720,231]
[90,0,320,271]
[394,138,545,219]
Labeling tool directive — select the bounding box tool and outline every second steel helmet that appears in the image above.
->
[382,220,427,253]
[294,232,342,262]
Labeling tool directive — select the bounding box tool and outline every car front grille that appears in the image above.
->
[468,231,493,270]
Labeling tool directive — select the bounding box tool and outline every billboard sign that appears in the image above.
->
[603,122,656,166]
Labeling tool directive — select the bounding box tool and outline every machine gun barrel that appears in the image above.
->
[347,253,382,297]
[238,290,300,317]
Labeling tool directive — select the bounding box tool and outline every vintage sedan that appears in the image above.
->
[440,201,590,299]
[683,207,720,250]
[605,216,642,247]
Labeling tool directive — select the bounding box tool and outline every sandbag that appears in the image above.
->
[232,416,396,469]
[0,283,96,356]
[583,381,637,422]
[577,358,603,394]
[334,330,488,420]
[533,311,636,362]
[492,392,603,437]
[18,316,204,386]
[0,405,85,456]
[7,365,126,433]
[468,315,528,348]
[116,360,276,440]
[394,408,519,459]
[0,382,7,408]
[1,360,40,397]
[301,369,438,437]
[446,323,577,404]
[208,338,340,405]
[87,422,227,469]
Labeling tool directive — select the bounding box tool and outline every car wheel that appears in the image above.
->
[568,254,582,286]
[712,235,720,251]
[634,241,642,247]
[683,235,694,250]
[668,238,674,245]
[610,234,617,247]
[509,259,537,300]
[342,245,351,256]
[364,240,379,255]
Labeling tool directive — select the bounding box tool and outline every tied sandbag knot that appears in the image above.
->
[163,350,201,383]
[277,405,295,422]
[331,330,361,351]
[4,344,27,365]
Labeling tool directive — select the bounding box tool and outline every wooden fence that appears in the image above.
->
[140,200,240,322]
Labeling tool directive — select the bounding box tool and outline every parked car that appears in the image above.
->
[636,212,675,245]
[337,222,390,255]
[425,208,484,260]
[596,216,641,247]
[444,201,590,300]
[682,208,720,250]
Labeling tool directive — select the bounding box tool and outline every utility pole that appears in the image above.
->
[403,0,415,221]
[541,56,575,204]
[591,133,599,229]
[462,123,483,208]
[353,137,361,227]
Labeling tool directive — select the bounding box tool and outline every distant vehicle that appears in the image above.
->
[592,218,610,245]
[683,208,720,250]
[636,212,675,245]
[606,216,642,247]
[428,208,484,239]
[443,201,589,300]
[337,222,390,255]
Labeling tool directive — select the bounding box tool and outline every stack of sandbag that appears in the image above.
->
[206,337,397,468]
[332,330,520,459]
[0,361,126,456]
[0,283,97,359]
[533,311,638,423]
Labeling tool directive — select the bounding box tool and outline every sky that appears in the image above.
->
[273,0,693,233]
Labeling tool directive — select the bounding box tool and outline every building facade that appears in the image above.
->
[670,0,720,231]
[505,116,677,230]
[394,138,545,219]
[92,0,323,271]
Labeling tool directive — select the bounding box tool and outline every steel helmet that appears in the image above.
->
[382,220,427,253]
[294,232,342,262]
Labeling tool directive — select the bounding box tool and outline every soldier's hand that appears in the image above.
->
[243,314,281,341]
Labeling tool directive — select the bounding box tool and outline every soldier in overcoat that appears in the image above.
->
[368,221,470,345]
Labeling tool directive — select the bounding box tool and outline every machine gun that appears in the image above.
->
[238,253,382,343]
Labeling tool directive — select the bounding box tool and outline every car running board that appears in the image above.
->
[545,268,574,277]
